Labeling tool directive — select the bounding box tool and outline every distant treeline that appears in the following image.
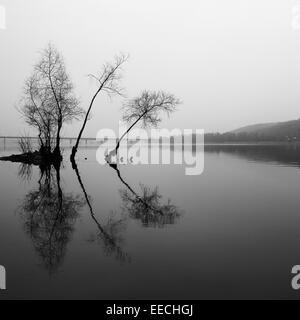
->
[203,132,299,143]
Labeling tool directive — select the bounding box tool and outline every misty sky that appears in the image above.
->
[0,0,300,137]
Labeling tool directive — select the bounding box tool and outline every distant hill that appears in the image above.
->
[205,119,300,143]
[231,122,277,134]
[231,119,300,139]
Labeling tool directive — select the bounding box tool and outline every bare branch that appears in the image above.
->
[122,90,181,128]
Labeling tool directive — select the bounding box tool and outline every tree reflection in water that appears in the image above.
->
[109,164,181,228]
[72,161,129,262]
[18,163,85,274]
[18,161,129,274]
[121,185,180,228]
[17,160,181,272]
[18,163,33,182]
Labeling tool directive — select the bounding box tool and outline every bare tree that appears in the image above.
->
[20,74,56,154]
[70,54,128,163]
[36,44,83,157]
[110,91,181,157]
[19,44,83,158]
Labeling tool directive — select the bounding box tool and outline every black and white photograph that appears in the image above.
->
[1,0,300,304]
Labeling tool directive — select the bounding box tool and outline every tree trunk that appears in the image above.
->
[54,120,62,159]
[38,132,45,154]
[114,113,146,153]
[71,83,106,164]
[106,113,147,164]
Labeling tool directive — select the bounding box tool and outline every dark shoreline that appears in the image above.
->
[0,151,62,165]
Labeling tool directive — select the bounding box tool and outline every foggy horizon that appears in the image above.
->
[1,0,300,137]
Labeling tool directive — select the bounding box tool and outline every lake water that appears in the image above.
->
[1,141,300,300]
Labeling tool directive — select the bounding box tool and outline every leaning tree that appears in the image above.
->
[111,90,181,155]
[70,54,128,163]
[20,44,83,158]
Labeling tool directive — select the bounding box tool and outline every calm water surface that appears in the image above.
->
[1,141,300,299]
